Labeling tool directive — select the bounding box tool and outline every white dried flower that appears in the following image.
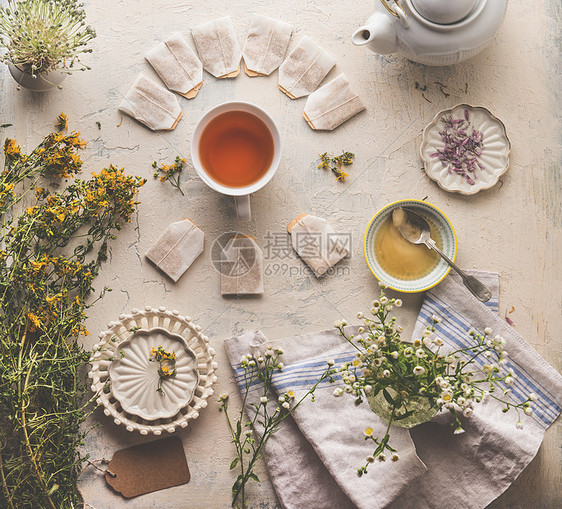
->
[484,327,493,335]
[282,401,290,410]
[260,396,268,404]
[413,366,425,375]
[524,407,533,416]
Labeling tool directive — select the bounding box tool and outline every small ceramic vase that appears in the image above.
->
[8,63,67,91]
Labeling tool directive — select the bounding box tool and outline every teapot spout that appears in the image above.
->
[351,13,398,55]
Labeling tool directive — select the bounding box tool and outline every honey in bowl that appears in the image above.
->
[198,110,274,188]
[374,212,442,281]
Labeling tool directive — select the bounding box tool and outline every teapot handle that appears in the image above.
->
[379,1,409,28]
[395,3,409,28]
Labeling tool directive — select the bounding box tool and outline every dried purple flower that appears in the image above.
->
[430,114,485,185]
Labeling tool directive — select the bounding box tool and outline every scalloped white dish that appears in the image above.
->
[420,104,511,195]
[109,327,199,421]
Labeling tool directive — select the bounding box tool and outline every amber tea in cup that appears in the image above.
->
[198,110,274,188]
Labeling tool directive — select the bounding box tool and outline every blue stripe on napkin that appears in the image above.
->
[418,292,561,429]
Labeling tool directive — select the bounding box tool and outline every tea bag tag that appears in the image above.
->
[105,437,190,498]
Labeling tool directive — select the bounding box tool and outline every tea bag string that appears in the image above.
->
[286,50,324,94]
[123,89,176,130]
[81,458,116,478]
[155,222,197,265]
[164,39,197,83]
[217,28,230,77]
[306,95,360,121]
[256,27,276,72]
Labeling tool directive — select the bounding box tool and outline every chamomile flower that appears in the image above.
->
[413,366,425,376]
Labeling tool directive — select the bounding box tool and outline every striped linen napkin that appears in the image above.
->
[224,271,562,509]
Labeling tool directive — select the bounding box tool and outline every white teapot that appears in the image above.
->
[352,0,508,66]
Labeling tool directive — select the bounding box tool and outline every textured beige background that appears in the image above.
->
[1,1,560,508]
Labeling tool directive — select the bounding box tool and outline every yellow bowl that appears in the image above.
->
[363,199,457,293]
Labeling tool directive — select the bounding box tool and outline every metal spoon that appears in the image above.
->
[393,207,492,302]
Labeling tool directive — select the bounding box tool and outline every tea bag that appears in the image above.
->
[242,14,293,76]
[119,74,182,131]
[191,17,242,78]
[220,235,264,295]
[145,32,203,98]
[303,74,366,131]
[288,214,350,278]
[278,36,336,99]
[145,219,204,282]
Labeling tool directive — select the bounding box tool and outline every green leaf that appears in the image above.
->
[249,472,260,483]
[229,457,239,470]
[383,388,395,406]
[1,124,12,128]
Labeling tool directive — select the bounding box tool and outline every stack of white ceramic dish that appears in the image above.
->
[88,307,217,434]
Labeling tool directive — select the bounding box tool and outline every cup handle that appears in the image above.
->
[234,195,251,220]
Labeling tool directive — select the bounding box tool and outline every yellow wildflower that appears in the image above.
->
[335,170,349,182]
[56,113,68,132]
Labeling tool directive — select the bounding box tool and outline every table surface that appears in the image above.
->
[1,1,560,508]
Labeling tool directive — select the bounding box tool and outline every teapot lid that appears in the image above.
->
[410,0,480,24]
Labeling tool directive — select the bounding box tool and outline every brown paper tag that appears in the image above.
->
[105,437,190,498]
[167,110,183,131]
[288,214,309,233]
[218,66,240,79]
[302,112,316,130]
[179,81,203,99]
[279,84,297,99]
[244,62,267,77]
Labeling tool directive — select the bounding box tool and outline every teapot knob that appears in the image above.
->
[411,0,480,24]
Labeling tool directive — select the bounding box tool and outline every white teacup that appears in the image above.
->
[191,101,282,220]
